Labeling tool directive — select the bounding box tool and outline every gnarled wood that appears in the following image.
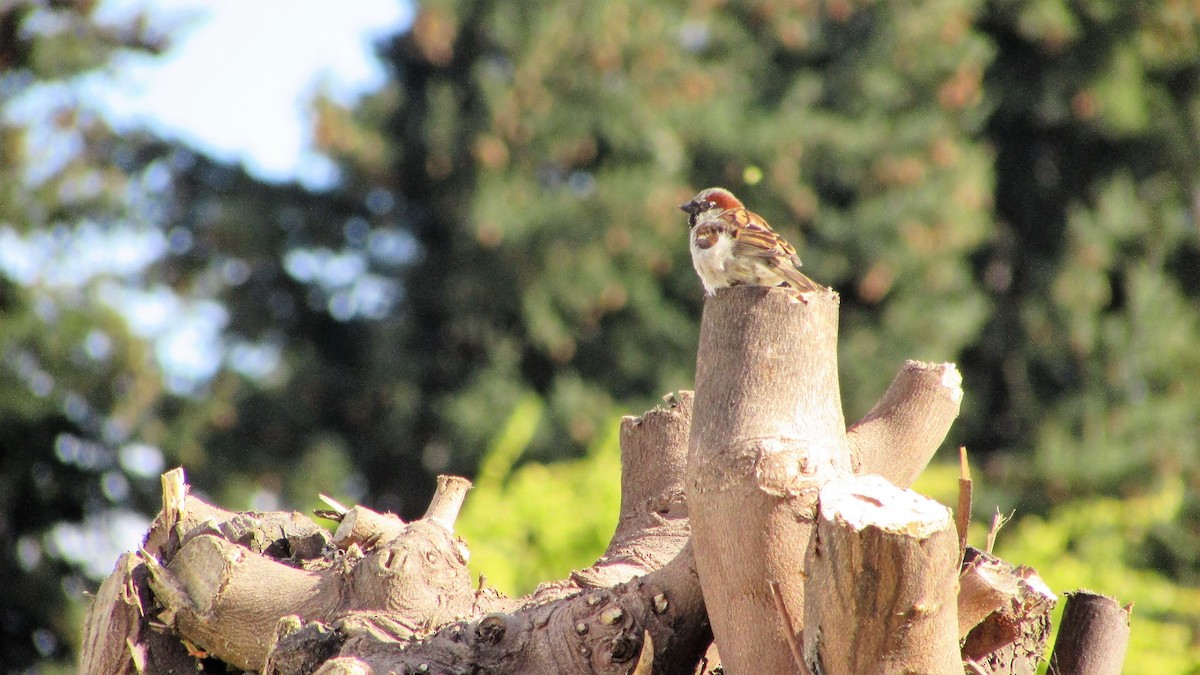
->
[573,391,692,588]
[315,542,709,675]
[306,393,704,673]
[79,281,1132,675]
[960,548,1057,674]
[82,392,711,675]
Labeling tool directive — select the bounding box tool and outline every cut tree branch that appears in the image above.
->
[332,505,406,549]
[957,553,1018,638]
[281,392,705,673]
[316,542,710,674]
[803,475,960,674]
[422,474,472,530]
[572,392,692,589]
[1047,591,1131,675]
[81,391,713,675]
[78,273,1133,674]
[847,360,962,488]
[960,548,1058,674]
[687,285,973,673]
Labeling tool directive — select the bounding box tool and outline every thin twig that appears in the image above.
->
[985,507,1014,555]
[768,579,806,674]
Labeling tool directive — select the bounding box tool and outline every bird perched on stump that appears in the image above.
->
[680,187,822,296]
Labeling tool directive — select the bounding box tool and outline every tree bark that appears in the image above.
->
[689,286,852,675]
[847,360,963,487]
[1047,591,1131,675]
[957,552,1018,638]
[687,286,963,674]
[803,475,961,674]
[77,283,1132,675]
[960,548,1058,674]
[573,392,693,589]
[81,395,708,675]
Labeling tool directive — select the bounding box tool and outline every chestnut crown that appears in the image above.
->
[679,187,744,227]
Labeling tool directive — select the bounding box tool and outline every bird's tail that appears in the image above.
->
[775,264,823,293]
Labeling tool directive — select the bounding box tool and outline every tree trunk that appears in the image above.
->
[687,287,852,674]
[687,286,963,673]
[803,475,961,674]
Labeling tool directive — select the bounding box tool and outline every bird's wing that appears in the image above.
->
[727,209,802,265]
[727,208,822,292]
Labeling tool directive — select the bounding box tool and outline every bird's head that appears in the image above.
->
[679,187,743,226]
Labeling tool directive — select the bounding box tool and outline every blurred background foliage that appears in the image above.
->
[1,0,1198,671]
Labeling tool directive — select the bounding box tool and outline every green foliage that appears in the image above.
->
[970,1,1200,501]
[456,395,620,595]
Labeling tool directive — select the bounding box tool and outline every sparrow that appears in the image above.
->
[680,187,821,296]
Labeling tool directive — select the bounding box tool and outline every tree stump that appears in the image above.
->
[78,285,1129,674]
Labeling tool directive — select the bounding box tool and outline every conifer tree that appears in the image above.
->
[965,0,1200,583]
[0,2,176,667]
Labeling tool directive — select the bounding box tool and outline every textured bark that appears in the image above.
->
[573,392,692,588]
[689,286,851,675]
[139,494,477,669]
[306,393,705,674]
[1047,592,1131,675]
[316,542,709,674]
[957,553,1018,638]
[80,395,708,675]
[332,505,407,550]
[803,475,961,675]
[78,551,193,674]
[78,283,1130,674]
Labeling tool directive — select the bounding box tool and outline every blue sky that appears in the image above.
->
[92,0,414,185]
[80,0,414,388]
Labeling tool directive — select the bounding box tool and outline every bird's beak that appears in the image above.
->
[679,201,699,215]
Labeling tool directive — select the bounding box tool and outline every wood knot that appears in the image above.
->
[607,633,638,663]
[475,614,507,644]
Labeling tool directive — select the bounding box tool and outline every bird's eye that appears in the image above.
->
[702,200,715,210]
